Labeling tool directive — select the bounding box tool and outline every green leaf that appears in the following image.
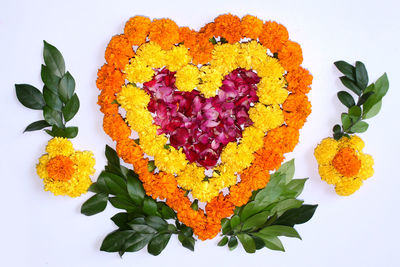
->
[271,199,304,217]
[143,197,159,216]
[127,175,145,205]
[124,233,154,252]
[129,223,157,234]
[23,120,51,132]
[333,124,341,134]
[43,106,63,128]
[242,210,270,231]
[286,179,308,198]
[339,76,362,96]
[209,37,217,44]
[43,86,62,111]
[230,215,241,229]
[15,84,46,110]
[148,233,171,256]
[228,236,238,251]
[237,233,256,253]
[180,236,195,251]
[50,125,78,138]
[350,121,369,133]
[147,161,156,172]
[111,212,129,228]
[252,235,266,250]
[357,91,374,106]
[96,171,111,193]
[103,171,128,196]
[62,93,80,122]
[145,216,168,231]
[275,159,295,184]
[337,91,355,108]
[41,64,60,92]
[160,204,176,219]
[334,61,355,81]
[274,204,318,227]
[333,131,344,141]
[253,234,285,251]
[81,193,108,216]
[259,225,301,239]
[355,61,368,90]
[190,200,199,211]
[100,230,135,252]
[105,145,120,168]
[43,40,66,77]
[363,100,382,119]
[58,72,75,103]
[341,113,352,131]
[363,73,389,117]
[348,105,361,120]
[108,197,137,212]
[218,236,229,246]
[221,218,231,235]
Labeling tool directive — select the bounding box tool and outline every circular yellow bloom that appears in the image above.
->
[237,41,268,70]
[249,103,284,132]
[117,84,150,110]
[240,126,264,151]
[135,41,166,68]
[125,58,154,83]
[257,76,288,105]
[314,135,374,196]
[175,65,200,92]
[165,45,191,71]
[211,43,240,75]
[36,138,95,197]
[197,65,223,98]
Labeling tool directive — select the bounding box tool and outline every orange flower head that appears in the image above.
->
[286,67,313,94]
[149,18,180,50]
[332,147,362,177]
[241,15,264,39]
[283,93,311,129]
[124,16,151,46]
[213,14,242,43]
[46,155,75,181]
[278,41,303,70]
[259,21,289,53]
[104,35,135,69]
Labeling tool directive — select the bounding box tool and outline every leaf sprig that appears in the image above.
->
[81,145,197,256]
[15,41,80,138]
[217,160,318,253]
[333,61,389,140]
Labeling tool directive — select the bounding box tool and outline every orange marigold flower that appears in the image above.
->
[240,15,264,39]
[278,41,303,70]
[124,16,151,46]
[286,67,313,94]
[199,22,215,40]
[228,183,253,207]
[283,93,312,129]
[259,21,289,53]
[104,34,135,69]
[213,14,242,43]
[255,149,285,171]
[149,18,180,50]
[206,193,235,219]
[190,36,214,65]
[264,125,300,154]
[241,166,271,191]
[103,114,131,141]
[96,64,125,93]
[46,155,75,181]
[179,27,197,47]
[332,147,362,177]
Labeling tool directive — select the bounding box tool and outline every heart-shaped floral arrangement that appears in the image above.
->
[96,14,312,240]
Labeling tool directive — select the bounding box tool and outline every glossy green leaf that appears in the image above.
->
[348,105,361,120]
[43,40,65,77]
[271,199,304,217]
[230,215,241,229]
[181,236,195,251]
[62,93,80,122]
[275,159,295,184]
[252,235,266,250]
[145,216,168,231]
[43,106,63,128]
[23,120,50,132]
[363,73,389,117]
[355,61,368,90]
[357,91,374,106]
[111,212,129,228]
[337,91,355,108]
[333,124,341,134]
[41,64,60,92]
[286,179,308,198]
[108,197,137,212]
[274,204,318,227]
[341,113,352,131]
[43,86,62,111]
[100,230,135,252]
[124,233,154,252]
[50,125,78,138]
[350,121,369,133]
[129,224,157,234]
[218,236,228,246]
[334,61,355,81]
[221,218,231,235]
[363,100,382,119]
[105,145,120,168]
[15,84,45,110]
[339,76,362,96]
[127,175,145,205]
[148,233,171,256]
[237,233,256,253]
[103,172,128,196]
[259,225,301,239]
[143,197,159,216]
[242,210,270,231]
[253,233,285,251]
[228,236,238,251]
[160,204,176,219]
[81,193,108,216]
[58,71,75,103]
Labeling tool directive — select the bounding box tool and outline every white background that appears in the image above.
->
[1,0,400,266]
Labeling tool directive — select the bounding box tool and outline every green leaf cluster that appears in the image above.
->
[81,145,197,256]
[217,160,317,253]
[15,41,80,138]
[333,61,389,140]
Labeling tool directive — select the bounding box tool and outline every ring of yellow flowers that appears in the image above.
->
[117,41,288,202]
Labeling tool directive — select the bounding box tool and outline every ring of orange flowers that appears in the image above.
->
[96,14,312,240]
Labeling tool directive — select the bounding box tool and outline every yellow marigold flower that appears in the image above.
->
[191,181,219,202]
[36,138,95,197]
[125,58,154,84]
[210,170,237,189]
[257,76,288,105]
[154,148,188,174]
[197,65,223,98]
[165,45,192,72]
[125,108,154,133]
[211,43,240,75]
[237,41,268,70]
[240,126,264,151]
[249,103,284,132]
[255,57,285,79]
[117,84,150,110]
[314,135,374,196]
[221,142,254,173]
[176,163,204,190]
[135,42,166,68]
[175,65,200,92]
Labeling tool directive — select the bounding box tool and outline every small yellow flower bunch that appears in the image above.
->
[16,41,95,197]
[314,60,388,196]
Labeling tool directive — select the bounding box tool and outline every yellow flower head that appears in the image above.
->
[165,45,192,72]
[37,138,95,197]
[314,135,374,196]
[175,64,200,92]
